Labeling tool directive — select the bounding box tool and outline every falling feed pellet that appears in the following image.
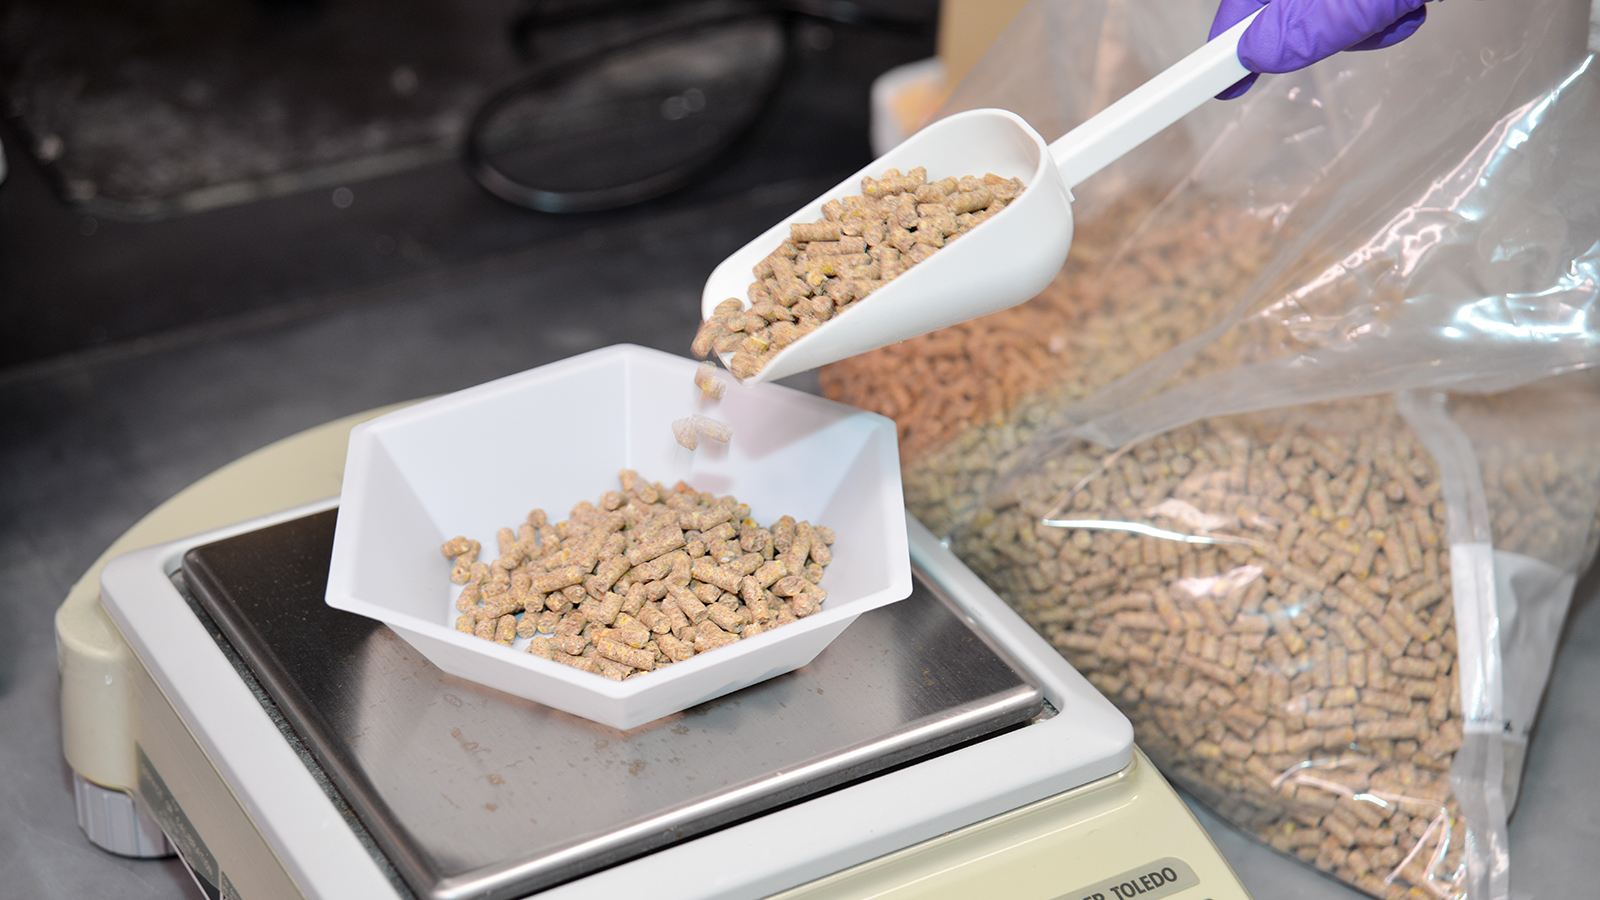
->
[694,361,727,399]
[671,417,699,450]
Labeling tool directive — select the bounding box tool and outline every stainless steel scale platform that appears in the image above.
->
[57,408,1252,900]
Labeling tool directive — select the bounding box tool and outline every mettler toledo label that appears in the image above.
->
[1063,857,1201,900]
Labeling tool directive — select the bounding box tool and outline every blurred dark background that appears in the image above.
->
[0,0,940,374]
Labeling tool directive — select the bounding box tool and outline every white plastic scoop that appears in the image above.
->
[701,11,1260,385]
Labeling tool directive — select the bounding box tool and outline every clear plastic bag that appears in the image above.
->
[820,1,1600,898]
[950,383,1600,900]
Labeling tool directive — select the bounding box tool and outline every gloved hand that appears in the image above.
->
[1211,0,1430,98]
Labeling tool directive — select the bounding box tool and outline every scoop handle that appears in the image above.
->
[1049,9,1260,189]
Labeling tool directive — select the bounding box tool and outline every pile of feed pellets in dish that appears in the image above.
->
[692,166,1023,381]
[444,470,834,681]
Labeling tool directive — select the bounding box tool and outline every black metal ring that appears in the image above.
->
[465,8,789,213]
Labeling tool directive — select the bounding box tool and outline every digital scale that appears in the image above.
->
[56,408,1251,900]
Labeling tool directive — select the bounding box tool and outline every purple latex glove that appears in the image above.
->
[1211,0,1430,98]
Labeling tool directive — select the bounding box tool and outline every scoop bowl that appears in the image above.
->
[701,109,1069,386]
[700,11,1259,385]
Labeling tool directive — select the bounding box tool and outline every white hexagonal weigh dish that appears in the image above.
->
[326,344,910,730]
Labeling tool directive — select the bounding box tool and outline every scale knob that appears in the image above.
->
[73,771,174,858]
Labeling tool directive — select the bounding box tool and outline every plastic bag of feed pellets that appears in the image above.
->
[821,1,1600,898]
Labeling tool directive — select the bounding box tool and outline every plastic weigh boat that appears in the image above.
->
[701,11,1261,386]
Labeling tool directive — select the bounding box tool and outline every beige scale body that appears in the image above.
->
[56,405,1251,900]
